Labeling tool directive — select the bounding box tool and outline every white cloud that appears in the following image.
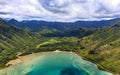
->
[0,0,120,22]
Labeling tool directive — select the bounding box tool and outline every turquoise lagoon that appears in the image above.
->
[0,52,113,75]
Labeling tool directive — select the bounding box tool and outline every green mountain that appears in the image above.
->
[75,21,120,73]
[0,18,41,67]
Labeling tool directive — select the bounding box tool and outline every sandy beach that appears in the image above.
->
[6,51,62,67]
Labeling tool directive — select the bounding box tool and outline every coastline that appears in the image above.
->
[6,50,62,67]
[0,50,117,75]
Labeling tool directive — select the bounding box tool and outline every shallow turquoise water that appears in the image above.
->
[0,52,113,75]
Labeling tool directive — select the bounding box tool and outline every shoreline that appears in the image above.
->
[0,50,118,75]
[5,50,62,67]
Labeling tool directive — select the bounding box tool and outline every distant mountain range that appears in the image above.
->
[7,18,119,32]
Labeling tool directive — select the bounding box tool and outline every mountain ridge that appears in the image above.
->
[8,18,119,32]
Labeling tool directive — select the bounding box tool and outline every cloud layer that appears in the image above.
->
[0,0,120,22]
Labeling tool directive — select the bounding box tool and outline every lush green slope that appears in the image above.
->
[78,21,120,73]
[41,27,95,38]
[0,18,41,67]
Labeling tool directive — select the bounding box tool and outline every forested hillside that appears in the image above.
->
[0,18,41,67]
[78,21,120,73]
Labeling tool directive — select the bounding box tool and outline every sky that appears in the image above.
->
[0,0,120,22]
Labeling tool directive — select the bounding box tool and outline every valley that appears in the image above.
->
[0,18,120,74]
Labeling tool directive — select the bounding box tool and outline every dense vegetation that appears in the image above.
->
[1,18,120,74]
[8,18,118,32]
[0,18,42,67]
[42,27,95,37]
[78,22,120,73]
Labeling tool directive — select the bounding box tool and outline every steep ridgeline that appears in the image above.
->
[78,21,120,73]
[0,18,40,67]
[8,18,119,32]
